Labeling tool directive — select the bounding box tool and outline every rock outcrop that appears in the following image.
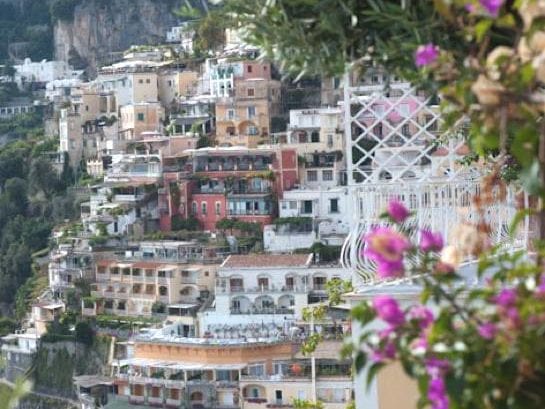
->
[53,0,184,76]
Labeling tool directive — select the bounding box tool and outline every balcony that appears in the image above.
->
[231,307,295,315]
[229,186,272,195]
[217,285,306,294]
[128,396,145,404]
[228,209,272,216]
[215,380,239,389]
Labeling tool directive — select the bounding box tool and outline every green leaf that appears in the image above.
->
[354,352,367,372]
[496,13,516,28]
[366,363,385,390]
[511,126,538,167]
[508,208,535,237]
[475,19,493,42]
[519,160,543,196]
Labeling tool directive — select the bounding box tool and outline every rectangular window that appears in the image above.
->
[247,65,253,73]
[137,113,145,121]
[247,106,256,119]
[247,88,255,97]
[323,170,333,181]
[201,202,207,215]
[146,78,151,84]
[330,198,339,213]
[227,109,235,120]
[192,202,197,215]
[248,364,264,377]
[307,170,318,182]
[289,201,297,210]
[302,200,313,214]
[215,202,221,215]
[139,79,144,84]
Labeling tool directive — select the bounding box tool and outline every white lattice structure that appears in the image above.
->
[340,76,528,284]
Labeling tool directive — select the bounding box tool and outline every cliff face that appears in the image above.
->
[54,0,183,76]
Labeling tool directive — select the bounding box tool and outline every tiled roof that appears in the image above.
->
[222,254,312,268]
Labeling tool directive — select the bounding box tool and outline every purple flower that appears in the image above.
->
[477,322,497,340]
[409,306,434,329]
[376,259,405,280]
[370,341,396,362]
[479,0,504,16]
[420,230,444,253]
[494,288,517,307]
[425,357,450,378]
[465,3,476,12]
[372,296,405,327]
[412,337,428,351]
[387,200,410,223]
[364,227,410,264]
[506,307,520,326]
[415,43,439,67]
[428,377,449,409]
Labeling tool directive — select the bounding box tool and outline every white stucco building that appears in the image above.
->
[200,254,350,336]
[14,58,83,87]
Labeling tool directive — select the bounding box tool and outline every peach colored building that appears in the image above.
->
[159,71,200,106]
[215,78,282,148]
[119,102,166,141]
[109,333,352,409]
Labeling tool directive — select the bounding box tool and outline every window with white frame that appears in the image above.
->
[247,106,256,119]
[201,202,207,215]
[307,170,318,182]
[323,170,333,181]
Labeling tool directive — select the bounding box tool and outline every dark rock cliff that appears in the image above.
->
[53,0,184,76]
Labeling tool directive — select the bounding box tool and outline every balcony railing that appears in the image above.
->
[231,307,295,315]
[228,209,272,216]
[218,285,306,294]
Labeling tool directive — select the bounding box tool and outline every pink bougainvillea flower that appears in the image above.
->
[386,200,410,223]
[479,0,504,16]
[409,305,434,329]
[376,259,405,280]
[425,357,450,378]
[465,3,476,12]
[494,288,517,307]
[364,227,410,264]
[428,377,449,409]
[415,43,439,67]
[477,322,497,340]
[412,336,428,349]
[420,230,444,253]
[372,296,405,327]
[370,341,396,363]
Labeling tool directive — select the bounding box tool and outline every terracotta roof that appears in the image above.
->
[222,254,312,268]
[97,259,115,267]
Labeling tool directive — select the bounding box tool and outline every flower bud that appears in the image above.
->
[519,0,545,30]
[529,31,545,53]
[471,75,505,106]
[440,245,461,269]
[517,37,533,63]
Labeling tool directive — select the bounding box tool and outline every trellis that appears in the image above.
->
[339,76,528,283]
